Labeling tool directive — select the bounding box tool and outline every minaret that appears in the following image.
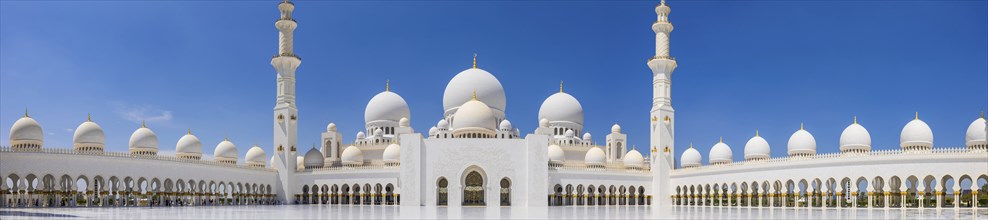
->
[271,0,301,203]
[649,0,676,208]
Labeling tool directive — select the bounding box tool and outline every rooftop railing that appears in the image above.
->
[0,146,276,172]
[677,147,984,171]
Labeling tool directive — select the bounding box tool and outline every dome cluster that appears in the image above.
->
[678,114,986,168]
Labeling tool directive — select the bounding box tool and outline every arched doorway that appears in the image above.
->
[437,177,448,206]
[500,178,511,206]
[463,171,485,206]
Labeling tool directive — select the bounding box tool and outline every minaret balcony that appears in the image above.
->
[652,22,673,33]
[648,55,675,62]
[272,52,301,60]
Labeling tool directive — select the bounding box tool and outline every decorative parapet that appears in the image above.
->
[550,161,651,174]
[0,146,276,172]
[673,147,985,172]
[301,160,399,172]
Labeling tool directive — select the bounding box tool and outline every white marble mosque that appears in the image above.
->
[1,0,986,216]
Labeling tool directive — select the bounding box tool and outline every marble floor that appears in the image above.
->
[1,205,986,219]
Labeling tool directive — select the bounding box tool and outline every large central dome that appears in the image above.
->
[443,68,506,116]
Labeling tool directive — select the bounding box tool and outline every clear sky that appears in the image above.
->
[1,0,985,165]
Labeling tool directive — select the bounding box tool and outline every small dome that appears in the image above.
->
[680,146,702,168]
[365,91,411,126]
[966,116,987,147]
[9,115,43,148]
[326,123,337,132]
[356,131,366,140]
[547,144,564,164]
[564,129,575,137]
[269,155,277,168]
[429,126,438,136]
[539,118,549,128]
[303,148,324,168]
[443,68,506,116]
[341,145,364,166]
[623,149,644,169]
[399,117,410,127]
[176,132,203,159]
[499,119,512,131]
[840,119,872,152]
[383,143,400,163]
[214,139,238,163]
[73,118,105,151]
[373,128,384,137]
[788,125,817,156]
[611,124,622,133]
[538,92,584,127]
[709,140,733,164]
[584,147,606,166]
[900,114,934,149]
[583,132,592,142]
[128,126,158,154]
[245,145,267,167]
[451,99,497,133]
[743,133,770,161]
[437,119,449,130]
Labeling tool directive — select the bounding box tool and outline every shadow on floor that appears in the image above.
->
[0,210,80,218]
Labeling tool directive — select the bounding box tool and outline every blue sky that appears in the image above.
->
[1,0,985,165]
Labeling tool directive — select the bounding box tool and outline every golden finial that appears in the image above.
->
[559,80,564,93]
[87,113,92,122]
[755,130,759,137]
[661,0,667,5]
[471,90,477,100]
[24,108,29,118]
[853,116,857,124]
[689,142,694,149]
[915,112,919,120]
[385,80,390,92]
[472,53,477,69]
[719,137,723,143]
[141,120,147,128]
[224,136,229,141]
[981,111,985,119]
[800,123,804,130]
[187,128,192,135]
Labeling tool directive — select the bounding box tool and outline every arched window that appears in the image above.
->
[437,177,448,206]
[500,178,511,206]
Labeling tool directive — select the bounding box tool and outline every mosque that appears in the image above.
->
[1,0,986,210]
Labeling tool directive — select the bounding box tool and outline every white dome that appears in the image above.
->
[245,145,267,167]
[547,144,564,164]
[373,128,384,137]
[539,118,549,128]
[365,91,411,126]
[356,131,365,140]
[623,149,644,169]
[538,92,584,127]
[9,115,43,147]
[429,126,438,136]
[73,120,105,150]
[383,143,400,163]
[564,129,575,137]
[788,126,817,156]
[680,146,702,168]
[583,132,592,142]
[176,132,203,159]
[437,119,449,130]
[451,99,497,133]
[584,147,606,166]
[499,119,512,131]
[326,123,337,132]
[128,126,158,151]
[443,68,506,115]
[269,155,277,168]
[303,148,324,168]
[214,139,238,162]
[611,124,622,133]
[709,141,733,164]
[840,120,872,152]
[341,145,364,166]
[399,117,410,127]
[743,134,770,161]
[900,114,933,149]
[966,117,987,147]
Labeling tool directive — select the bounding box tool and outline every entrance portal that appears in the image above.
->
[463,171,485,206]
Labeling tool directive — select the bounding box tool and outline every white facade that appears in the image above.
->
[1,0,986,211]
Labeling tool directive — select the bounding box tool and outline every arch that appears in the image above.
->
[461,168,486,206]
[436,177,448,206]
[500,178,511,206]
